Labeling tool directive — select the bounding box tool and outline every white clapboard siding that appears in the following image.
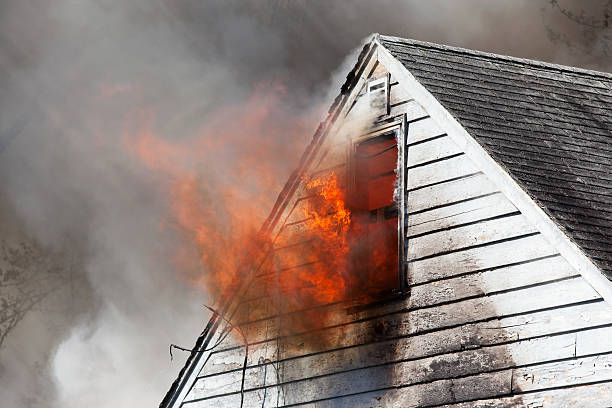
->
[407,153,478,190]
[442,381,612,408]
[223,275,598,352]
[237,253,577,326]
[407,214,536,260]
[193,332,568,400]
[202,301,612,379]
[186,370,512,408]
[409,255,577,307]
[408,116,444,143]
[402,99,428,121]
[408,277,599,333]
[513,353,612,392]
[576,326,612,355]
[188,322,612,401]
[407,173,498,214]
[292,378,612,408]
[408,233,557,284]
[407,135,462,168]
[207,278,602,376]
[407,192,517,237]
[389,80,413,105]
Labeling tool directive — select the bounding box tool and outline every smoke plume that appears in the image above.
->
[0,1,611,407]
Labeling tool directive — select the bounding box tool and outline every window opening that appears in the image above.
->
[349,131,399,295]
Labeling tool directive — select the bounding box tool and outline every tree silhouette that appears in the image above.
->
[543,0,612,57]
[0,241,80,349]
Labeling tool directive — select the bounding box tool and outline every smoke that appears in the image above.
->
[0,1,610,407]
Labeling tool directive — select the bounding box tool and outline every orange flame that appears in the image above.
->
[122,82,398,347]
[299,172,351,303]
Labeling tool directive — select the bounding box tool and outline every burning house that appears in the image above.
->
[160,34,612,407]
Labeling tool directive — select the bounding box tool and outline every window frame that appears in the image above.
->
[346,115,408,292]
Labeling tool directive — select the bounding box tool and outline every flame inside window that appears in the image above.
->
[349,132,399,296]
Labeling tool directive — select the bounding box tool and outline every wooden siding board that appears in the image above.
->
[186,328,583,402]
[440,381,612,408]
[407,173,498,214]
[186,369,512,408]
[406,193,517,237]
[191,332,612,408]
[407,135,462,168]
[407,153,478,190]
[407,214,537,260]
[201,301,612,382]
[222,275,598,352]
[408,116,444,143]
[409,255,577,308]
[408,278,599,333]
[238,253,577,327]
[408,234,557,285]
[512,353,612,392]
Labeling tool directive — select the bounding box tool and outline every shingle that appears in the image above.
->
[380,36,612,277]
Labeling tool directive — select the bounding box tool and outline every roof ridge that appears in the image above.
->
[377,34,612,81]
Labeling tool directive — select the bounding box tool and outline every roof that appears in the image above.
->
[378,35,612,276]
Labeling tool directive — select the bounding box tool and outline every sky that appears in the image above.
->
[1,1,612,407]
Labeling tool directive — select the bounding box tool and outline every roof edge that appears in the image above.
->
[378,34,612,81]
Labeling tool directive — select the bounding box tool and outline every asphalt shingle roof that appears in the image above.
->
[379,35,612,276]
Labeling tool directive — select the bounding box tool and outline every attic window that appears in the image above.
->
[367,75,389,114]
[368,77,387,94]
[349,130,399,294]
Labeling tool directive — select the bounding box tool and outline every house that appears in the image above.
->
[160,34,612,407]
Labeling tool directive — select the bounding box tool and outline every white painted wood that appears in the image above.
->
[407,153,478,190]
[407,214,537,260]
[402,98,428,121]
[376,37,612,305]
[240,254,577,325]
[187,327,587,401]
[407,193,517,237]
[409,277,599,333]
[202,301,612,377]
[186,365,512,407]
[407,135,462,168]
[293,373,508,408]
[408,116,444,143]
[408,233,557,284]
[409,255,577,307]
[389,80,414,105]
[271,243,318,271]
[220,276,599,356]
[407,173,498,214]
[443,381,612,408]
[576,326,612,356]
[513,353,612,392]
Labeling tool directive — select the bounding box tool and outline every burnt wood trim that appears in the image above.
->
[399,114,409,291]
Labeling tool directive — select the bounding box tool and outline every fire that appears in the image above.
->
[122,84,309,301]
[122,82,398,347]
[298,172,351,303]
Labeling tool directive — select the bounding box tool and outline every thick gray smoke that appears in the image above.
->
[0,1,611,407]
